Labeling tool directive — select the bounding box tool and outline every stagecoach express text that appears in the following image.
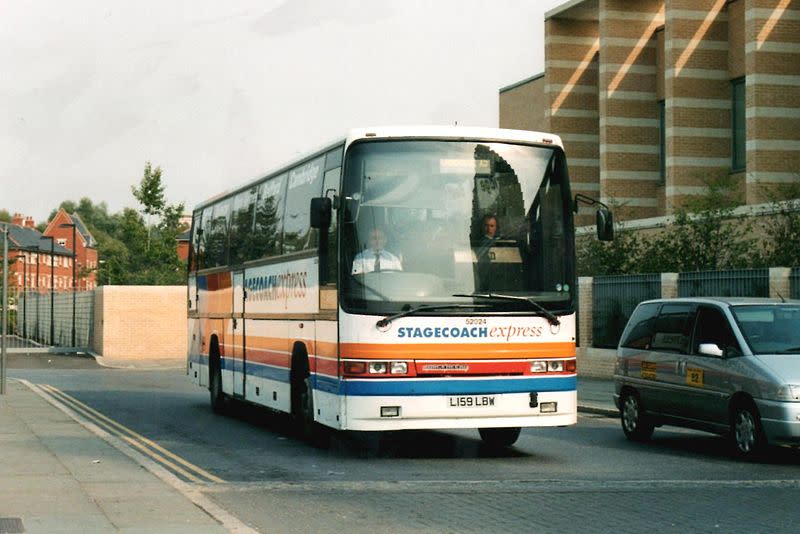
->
[396,325,544,341]
[246,270,308,301]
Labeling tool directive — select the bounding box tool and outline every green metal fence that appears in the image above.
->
[592,274,661,348]
[791,267,800,300]
[13,289,94,349]
[677,268,769,298]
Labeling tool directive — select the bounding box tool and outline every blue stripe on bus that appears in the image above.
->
[340,375,576,396]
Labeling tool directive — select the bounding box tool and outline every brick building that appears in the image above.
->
[499,0,800,224]
[42,209,99,290]
[1,218,73,293]
[3,210,99,292]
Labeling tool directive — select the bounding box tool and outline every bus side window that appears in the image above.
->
[207,199,232,268]
[253,173,286,260]
[322,165,341,284]
[284,156,324,254]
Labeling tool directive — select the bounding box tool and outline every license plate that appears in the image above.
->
[448,395,496,408]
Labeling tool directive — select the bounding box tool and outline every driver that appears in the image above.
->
[351,227,403,274]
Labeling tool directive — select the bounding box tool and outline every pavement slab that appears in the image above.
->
[0,381,231,533]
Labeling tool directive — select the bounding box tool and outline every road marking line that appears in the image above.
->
[16,379,259,534]
[40,385,207,484]
[39,383,226,485]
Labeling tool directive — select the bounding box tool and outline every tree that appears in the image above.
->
[131,162,166,217]
[0,209,10,222]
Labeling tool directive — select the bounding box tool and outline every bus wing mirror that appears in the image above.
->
[310,197,332,229]
[596,207,614,241]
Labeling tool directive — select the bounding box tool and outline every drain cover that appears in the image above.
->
[0,518,24,533]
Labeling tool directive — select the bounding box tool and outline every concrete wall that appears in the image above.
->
[93,286,187,362]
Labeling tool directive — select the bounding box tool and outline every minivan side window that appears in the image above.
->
[620,302,660,349]
[693,306,742,357]
[650,303,694,354]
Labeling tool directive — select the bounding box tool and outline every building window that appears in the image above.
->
[658,100,666,184]
[57,238,67,247]
[731,77,746,171]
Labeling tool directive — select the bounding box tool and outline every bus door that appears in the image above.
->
[232,270,246,397]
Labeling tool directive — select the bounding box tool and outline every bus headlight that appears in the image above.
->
[368,362,388,374]
[390,361,408,374]
[531,361,548,373]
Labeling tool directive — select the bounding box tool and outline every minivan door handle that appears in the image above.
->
[676,360,686,375]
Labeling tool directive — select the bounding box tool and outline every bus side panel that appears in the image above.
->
[313,320,341,429]
[242,319,291,412]
[187,317,204,386]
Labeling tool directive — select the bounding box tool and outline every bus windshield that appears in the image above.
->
[340,139,574,315]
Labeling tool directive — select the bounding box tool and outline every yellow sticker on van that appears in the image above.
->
[640,361,657,380]
[687,368,704,387]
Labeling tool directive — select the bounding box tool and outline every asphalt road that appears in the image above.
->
[9,353,800,533]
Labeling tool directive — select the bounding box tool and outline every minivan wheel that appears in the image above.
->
[731,404,766,458]
[620,392,654,442]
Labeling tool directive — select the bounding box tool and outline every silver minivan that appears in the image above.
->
[614,297,800,457]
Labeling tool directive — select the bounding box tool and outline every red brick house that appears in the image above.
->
[2,215,73,292]
[42,209,99,290]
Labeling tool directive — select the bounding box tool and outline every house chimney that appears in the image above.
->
[24,216,35,228]
[12,213,24,226]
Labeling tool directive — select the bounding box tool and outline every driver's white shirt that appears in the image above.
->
[351,248,403,274]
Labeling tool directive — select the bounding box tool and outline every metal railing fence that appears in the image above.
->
[791,267,800,300]
[677,268,769,298]
[592,273,661,349]
[9,289,94,349]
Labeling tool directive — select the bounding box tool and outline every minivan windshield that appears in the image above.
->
[731,304,800,355]
[340,139,575,315]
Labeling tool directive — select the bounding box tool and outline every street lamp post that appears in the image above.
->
[21,252,27,339]
[60,223,77,348]
[2,225,8,395]
[40,236,54,345]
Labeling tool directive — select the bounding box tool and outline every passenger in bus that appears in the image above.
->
[351,228,403,274]
[475,214,500,290]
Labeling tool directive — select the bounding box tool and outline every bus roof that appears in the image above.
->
[345,125,563,149]
[193,126,564,213]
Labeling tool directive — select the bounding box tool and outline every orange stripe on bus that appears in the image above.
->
[340,342,575,360]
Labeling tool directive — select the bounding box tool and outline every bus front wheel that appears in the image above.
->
[209,353,227,414]
[478,427,521,448]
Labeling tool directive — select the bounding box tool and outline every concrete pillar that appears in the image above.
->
[599,0,664,220]
[545,15,600,226]
[744,0,800,204]
[664,0,734,213]
[769,267,791,299]
[578,276,594,347]
[661,272,679,298]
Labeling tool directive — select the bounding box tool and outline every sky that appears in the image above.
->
[1,0,564,223]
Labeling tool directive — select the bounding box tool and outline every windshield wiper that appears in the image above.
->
[376,304,491,329]
[453,293,561,326]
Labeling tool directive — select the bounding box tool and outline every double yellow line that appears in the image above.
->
[40,384,226,485]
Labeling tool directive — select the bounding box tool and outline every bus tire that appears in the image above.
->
[209,341,227,414]
[291,348,325,445]
[478,427,521,448]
